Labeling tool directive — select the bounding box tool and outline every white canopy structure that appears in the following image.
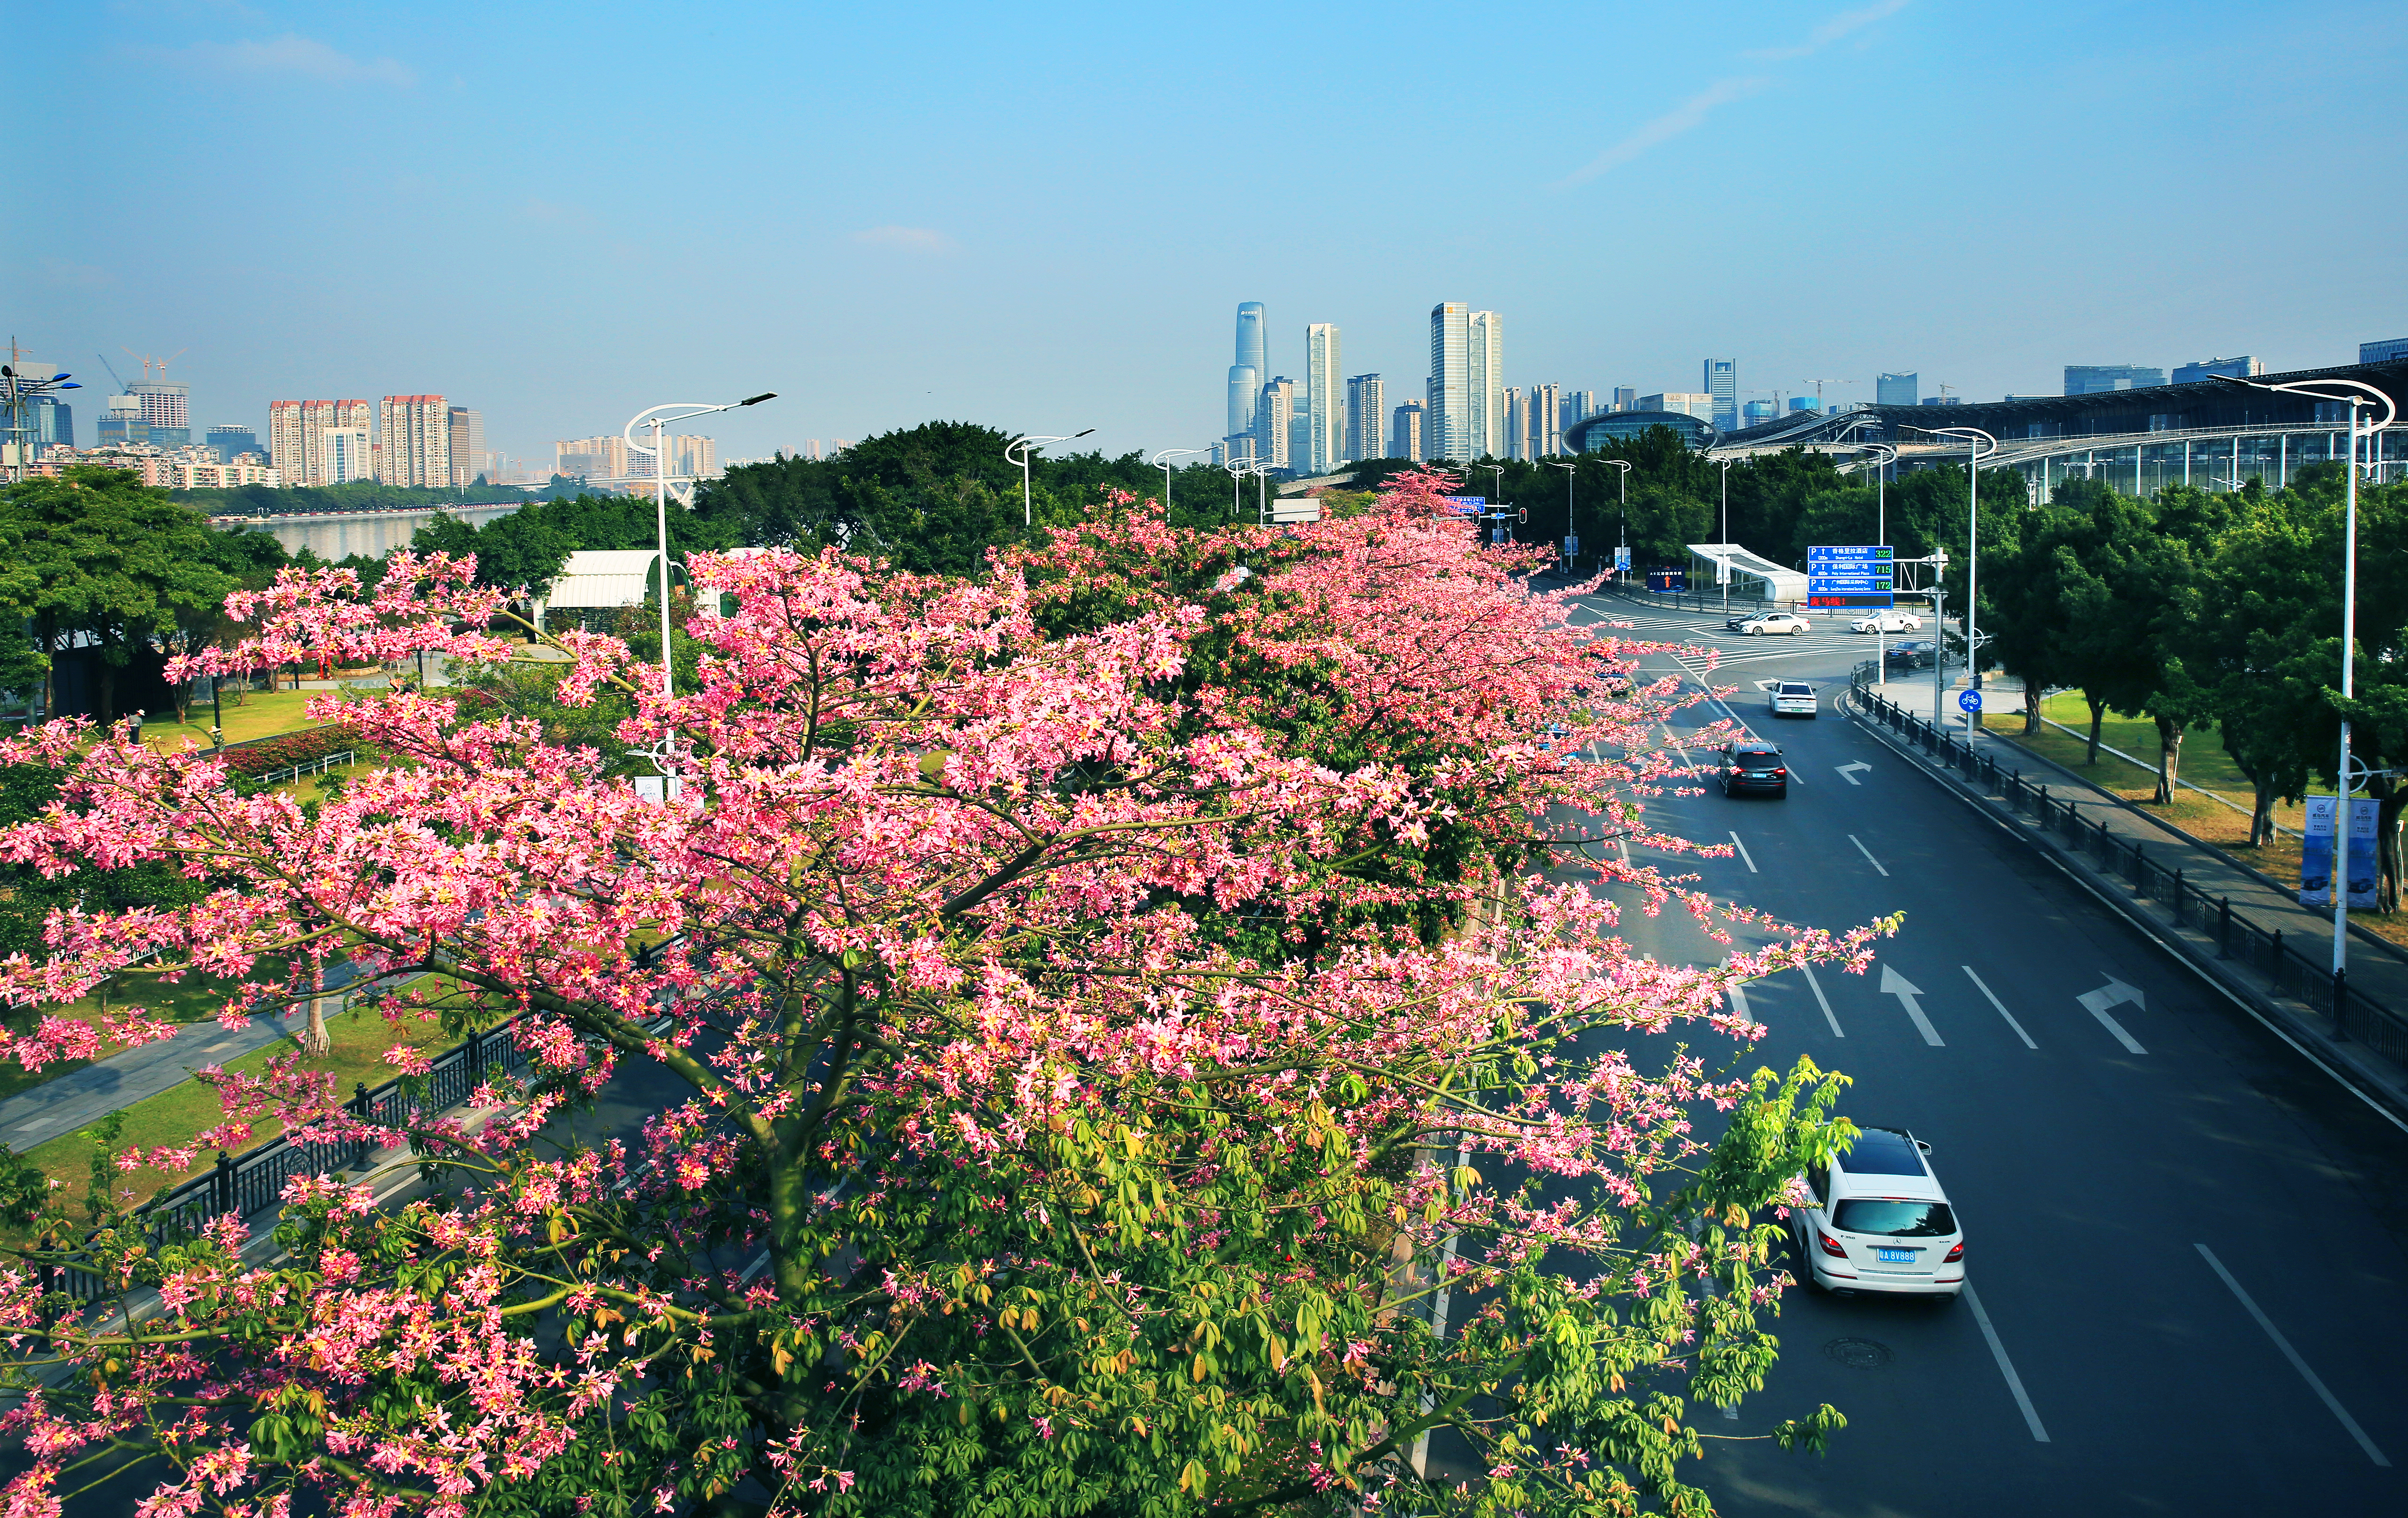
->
[1685,543,1808,605]
[534,549,660,632]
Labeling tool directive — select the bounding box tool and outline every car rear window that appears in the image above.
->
[1837,1129,1926,1175]
[1737,747,1779,759]
[1832,1199,1956,1238]
[1777,683,1811,694]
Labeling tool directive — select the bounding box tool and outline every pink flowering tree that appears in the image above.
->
[0,471,1882,1518]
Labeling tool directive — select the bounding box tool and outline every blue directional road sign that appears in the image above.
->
[1808,544,1895,609]
[1614,547,1632,572]
[1958,689,1983,713]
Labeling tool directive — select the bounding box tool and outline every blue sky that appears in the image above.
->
[12,0,2405,470]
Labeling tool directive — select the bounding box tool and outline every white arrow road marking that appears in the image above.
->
[1879,964,1945,1045]
[1836,761,1872,785]
[1729,831,1757,872]
[2196,1244,2389,1466]
[2077,978,2149,1054]
[1849,833,1890,876]
[1962,966,2037,1050]
[1801,963,1843,1037]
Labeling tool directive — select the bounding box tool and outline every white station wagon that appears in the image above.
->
[1791,1127,1965,1299]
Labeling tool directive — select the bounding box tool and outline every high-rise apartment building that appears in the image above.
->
[1229,301,1266,444]
[1502,388,1529,460]
[1392,401,1426,463]
[1469,312,1504,458]
[129,383,189,447]
[1428,303,1470,462]
[1563,390,1597,431]
[376,396,450,486]
[269,398,372,485]
[1304,323,1342,475]
[556,435,631,480]
[674,435,719,479]
[1611,387,1636,412]
[1254,377,1296,470]
[1533,382,1562,456]
[2171,356,2264,385]
[1703,359,1737,432]
[2064,364,2165,395]
[446,407,485,486]
[1875,372,1918,406]
[322,427,372,483]
[1346,374,1384,462]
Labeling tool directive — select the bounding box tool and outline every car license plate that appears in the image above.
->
[1875,1248,1916,1264]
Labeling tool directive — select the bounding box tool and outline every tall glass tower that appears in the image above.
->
[1229,302,1266,442]
[1305,323,1341,474]
[1469,312,1503,458]
[1428,303,1470,463]
[1704,359,1738,433]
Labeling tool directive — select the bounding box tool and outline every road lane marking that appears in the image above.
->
[1723,961,1753,1023]
[1878,964,1945,1045]
[1962,967,2037,1050]
[1616,839,1631,868]
[2077,978,2149,1054]
[1836,761,1871,785]
[2196,1243,2389,1466]
[1801,964,1843,1037]
[1729,831,1757,872]
[1848,834,1890,877]
[1963,1284,2050,1443]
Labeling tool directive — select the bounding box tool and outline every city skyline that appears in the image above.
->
[9,0,2403,470]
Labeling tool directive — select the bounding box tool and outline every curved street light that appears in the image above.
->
[623,393,778,703]
[1591,458,1632,581]
[1931,427,1998,735]
[1150,447,1209,509]
[2213,373,2400,975]
[1005,430,1094,526]
[1222,452,1254,516]
[1546,461,1578,575]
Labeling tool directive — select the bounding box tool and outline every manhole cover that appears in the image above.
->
[1823,1337,1893,1370]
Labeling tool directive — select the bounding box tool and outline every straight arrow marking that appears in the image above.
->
[1802,963,1843,1037]
[2077,978,2149,1054]
[1836,761,1872,785]
[1880,963,1945,1046]
[1963,966,2038,1050]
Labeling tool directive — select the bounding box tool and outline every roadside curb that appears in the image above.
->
[1842,692,2408,1135]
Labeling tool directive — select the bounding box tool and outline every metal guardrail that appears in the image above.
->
[43,1015,534,1302]
[1851,670,2408,1072]
[250,749,356,787]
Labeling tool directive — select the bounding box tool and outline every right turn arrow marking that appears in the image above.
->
[1880,963,1946,1046]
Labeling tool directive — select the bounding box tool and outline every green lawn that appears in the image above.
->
[136,689,337,751]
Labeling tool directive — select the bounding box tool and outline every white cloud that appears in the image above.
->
[851,226,954,254]
[170,34,415,86]
[1559,77,1770,184]
[1746,0,1913,61]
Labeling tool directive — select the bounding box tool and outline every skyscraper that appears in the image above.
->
[1703,359,1737,433]
[2064,364,2165,395]
[1875,373,1918,406]
[1305,324,1342,475]
[1611,387,1636,412]
[1563,390,1597,431]
[130,382,189,447]
[1502,387,1529,460]
[1534,382,1562,456]
[1391,401,1425,463]
[447,406,485,486]
[1427,303,1469,462]
[1254,377,1296,470]
[1346,374,1384,462]
[1469,312,1504,459]
[1229,302,1266,443]
[377,396,451,486]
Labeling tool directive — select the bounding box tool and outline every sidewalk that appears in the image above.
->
[1845,682,2408,1120]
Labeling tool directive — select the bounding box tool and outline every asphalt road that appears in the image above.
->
[1566,595,2408,1515]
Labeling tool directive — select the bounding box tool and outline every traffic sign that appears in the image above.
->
[1563,534,1580,555]
[1809,542,1894,611]
[1614,546,1632,572]
[1958,689,1983,713]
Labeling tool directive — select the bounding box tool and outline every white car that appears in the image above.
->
[1768,680,1817,718]
[1791,1126,1965,1299]
[1851,609,1922,633]
[1737,612,1812,637]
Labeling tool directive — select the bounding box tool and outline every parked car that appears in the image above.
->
[1735,612,1813,637]
[1768,680,1817,718]
[1885,640,1941,670]
[1716,741,1788,796]
[1791,1127,1965,1299]
[1851,609,1922,633]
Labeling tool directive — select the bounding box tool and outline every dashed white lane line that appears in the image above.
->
[1964,1284,2050,1443]
[2196,1243,2390,1466]
[1848,833,1891,877]
[1962,966,2038,1050]
[1801,964,1843,1038]
[1616,839,1632,868]
[1729,831,1757,872]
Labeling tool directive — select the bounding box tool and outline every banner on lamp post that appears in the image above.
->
[2301,796,2336,907]
[2348,798,2381,909]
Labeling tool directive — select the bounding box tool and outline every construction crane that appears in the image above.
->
[122,347,187,383]
[96,353,133,394]
[1803,379,1850,412]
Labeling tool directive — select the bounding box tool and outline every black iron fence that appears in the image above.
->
[45,1016,534,1303]
[1850,671,2408,1073]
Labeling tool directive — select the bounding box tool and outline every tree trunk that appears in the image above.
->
[2085,692,2106,766]
[2153,715,2183,806]
[300,987,333,1057]
[95,662,117,727]
[2250,776,2278,847]
[2376,782,2404,915]
[2023,684,2043,737]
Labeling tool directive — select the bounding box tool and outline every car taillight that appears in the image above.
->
[1817,1230,1847,1258]
[1772,767,1786,776]
[1944,1241,1965,1262]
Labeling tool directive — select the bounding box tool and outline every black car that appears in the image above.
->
[1717,742,1789,797]
[1885,639,1939,670]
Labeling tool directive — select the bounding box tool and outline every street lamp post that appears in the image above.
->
[1717,458,1737,614]
[1004,429,1095,527]
[622,392,779,706]
[1932,428,1997,736]
[2214,373,2399,976]
[1223,453,1251,516]
[1479,464,1506,548]
[1546,461,1577,574]
[1150,447,1208,509]
[1595,458,1631,582]
[1862,442,1899,683]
